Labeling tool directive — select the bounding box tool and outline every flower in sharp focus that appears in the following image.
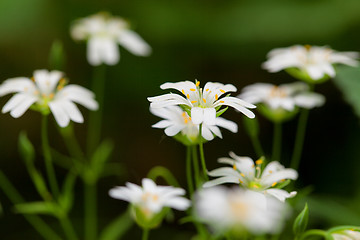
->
[331,229,360,240]
[148,80,256,126]
[109,178,190,228]
[262,45,358,83]
[195,186,289,236]
[0,69,98,127]
[71,12,151,66]
[150,106,238,143]
[203,152,298,202]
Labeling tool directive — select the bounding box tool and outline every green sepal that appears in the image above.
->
[132,205,169,230]
[58,171,77,213]
[275,179,291,189]
[216,107,228,117]
[179,104,192,117]
[286,67,330,84]
[257,103,299,123]
[293,203,309,236]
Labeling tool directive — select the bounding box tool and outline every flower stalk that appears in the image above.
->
[186,146,194,196]
[198,125,209,181]
[272,122,282,161]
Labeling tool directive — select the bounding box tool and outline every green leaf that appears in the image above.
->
[242,117,259,137]
[18,131,35,165]
[293,203,309,236]
[15,201,62,217]
[58,171,77,213]
[216,107,228,117]
[334,65,360,118]
[48,39,65,71]
[99,208,133,240]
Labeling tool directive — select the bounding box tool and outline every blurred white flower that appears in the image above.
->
[0,69,98,127]
[195,186,289,235]
[71,12,151,66]
[150,106,237,141]
[109,178,190,218]
[148,80,256,127]
[263,45,358,81]
[239,82,325,111]
[203,152,298,202]
[332,229,360,240]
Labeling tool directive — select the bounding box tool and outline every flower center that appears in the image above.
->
[269,86,287,98]
[229,199,249,220]
[181,112,192,124]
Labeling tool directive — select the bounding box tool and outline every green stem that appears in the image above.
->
[42,115,60,198]
[290,109,309,170]
[60,216,79,240]
[186,146,194,196]
[58,124,84,161]
[272,121,282,161]
[250,134,265,159]
[198,125,209,181]
[0,171,62,240]
[142,228,150,240]
[299,229,328,240]
[87,64,106,157]
[85,182,97,240]
[192,145,200,188]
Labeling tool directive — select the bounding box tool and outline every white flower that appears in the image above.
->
[332,230,360,240]
[263,45,358,80]
[150,106,238,141]
[195,187,289,235]
[203,152,298,202]
[109,178,190,218]
[239,82,325,111]
[0,69,98,127]
[71,12,151,66]
[148,80,256,126]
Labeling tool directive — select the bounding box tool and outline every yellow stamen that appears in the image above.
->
[182,89,185,95]
[271,182,277,187]
[196,81,200,87]
[220,89,225,93]
[152,195,159,201]
[239,180,244,184]
[215,94,218,100]
[205,89,209,92]
[190,88,196,91]
[251,164,255,168]
[186,94,190,99]
[57,85,64,91]
[49,93,54,99]
[220,100,224,103]
[280,179,285,182]
[203,98,206,103]
[240,173,245,177]
[31,77,35,82]
[233,165,237,170]
[269,170,273,174]
[253,185,259,189]
[191,100,197,103]
[255,159,263,165]
[304,44,311,51]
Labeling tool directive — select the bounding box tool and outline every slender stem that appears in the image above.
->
[192,145,200,188]
[198,125,209,181]
[41,115,60,198]
[290,109,310,170]
[84,182,97,240]
[186,146,194,197]
[250,134,265,158]
[147,166,180,187]
[58,124,84,161]
[142,228,150,240]
[272,121,282,161]
[0,171,62,240]
[87,64,106,157]
[60,216,79,240]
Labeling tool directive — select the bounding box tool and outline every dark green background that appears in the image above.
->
[1,0,360,239]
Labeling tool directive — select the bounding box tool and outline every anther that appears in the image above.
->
[220,89,225,93]
[215,94,218,100]
[203,98,206,103]
[271,182,277,187]
[190,88,196,91]
[196,81,200,87]
[255,159,263,165]
[191,100,197,103]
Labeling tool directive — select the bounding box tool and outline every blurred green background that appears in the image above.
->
[1,0,360,239]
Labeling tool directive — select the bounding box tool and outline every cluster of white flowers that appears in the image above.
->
[71,12,151,66]
[0,69,98,127]
[148,80,255,142]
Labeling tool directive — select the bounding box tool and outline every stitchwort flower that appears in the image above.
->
[331,229,360,240]
[263,45,358,83]
[148,80,256,127]
[150,106,237,143]
[71,12,151,66]
[109,178,190,229]
[195,186,289,236]
[238,82,325,122]
[203,152,298,202]
[0,69,98,127]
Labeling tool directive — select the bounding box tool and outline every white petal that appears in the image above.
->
[261,169,298,187]
[2,93,28,113]
[58,85,98,110]
[265,189,297,202]
[203,176,239,188]
[191,107,203,125]
[142,178,157,192]
[216,97,256,118]
[152,120,173,129]
[294,93,325,109]
[203,108,216,125]
[0,77,35,96]
[118,30,151,56]
[59,100,84,123]
[207,125,222,139]
[9,95,38,118]
[164,125,184,136]
[215,117,238,133]
[148,93,190,108]
[164,197,190,211]
[48,101,70,127]
[306,65,324,80]
[201,125,214,140]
